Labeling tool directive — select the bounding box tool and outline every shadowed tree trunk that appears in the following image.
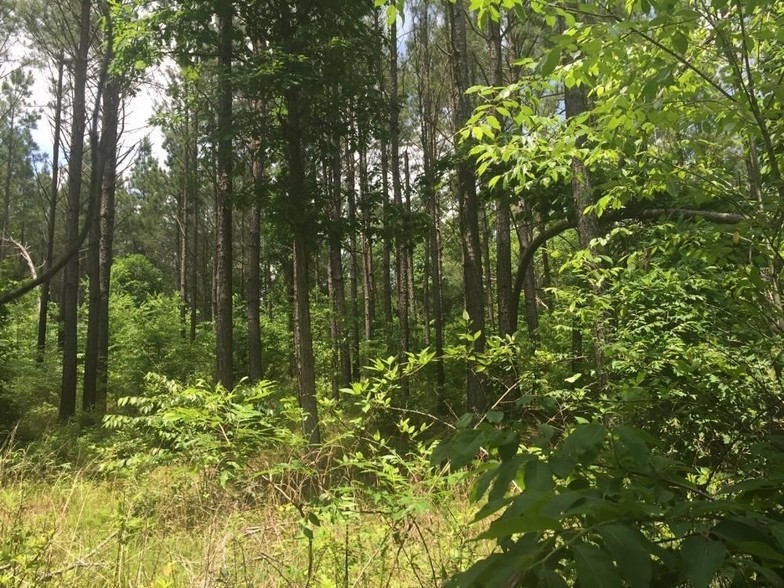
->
[448,0,486,412]
[214,0,234,389]
[59,0,91,423]
[247,138,264,382]
[489,18,514,337]
[37,52,64,362]
[390,17,410,404]
[359,142,375,344]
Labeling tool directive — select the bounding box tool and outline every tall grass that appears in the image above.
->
[0,438,486,587]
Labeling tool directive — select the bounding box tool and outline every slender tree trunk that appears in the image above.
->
[346,143,361,379]
[490,19,514,336]
[214,1,234,389]
[404,150,417,341]
[95,78,119,414]
[327,146,351,397]
[83,44,115,415]
[247,142,263,382]
[190,113,199,342]
[37,52,64,362]
[482,207,495,331]
[178,117,190,336]
[284,69,321,443]
[564,81,604,377]
[59,0,91,423]
[359,143,375,344]
[415,1,445,408]
[390,18,410,403]
[1,108,16,263]
[377,14,394,354]
[515,208,539,341]
[449,0,486,412]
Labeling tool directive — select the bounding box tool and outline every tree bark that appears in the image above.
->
[214,0,234,390]
[414,2,445,408]
[449,0,486,412]
[37,52,64,362]
[247,141,263,383]
[326,146,351,397]
[346,142,361,379]
[59,0,91,423]
[390,17,410,403]
[283,23,321,444]
[359,143,375,344]
[490,18,514,337]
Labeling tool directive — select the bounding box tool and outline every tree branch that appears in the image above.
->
[512,207,747,321]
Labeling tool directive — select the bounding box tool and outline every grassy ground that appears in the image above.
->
[0,446,488,588]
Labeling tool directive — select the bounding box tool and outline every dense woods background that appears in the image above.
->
[1,0,783,585]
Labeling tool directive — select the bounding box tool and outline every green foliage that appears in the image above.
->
[436,413,784,586]
[101,375,303,486]
[108,291,213,399]
[0,293,59,441]
[110,254,166,303]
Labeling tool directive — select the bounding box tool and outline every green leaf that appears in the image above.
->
[524,459,554,492]
[539,46,561,76]
[478,515,560,540]
[671,30,688,54]
[386,4,397,24]
[680,536,727,588]
[561,424,606,464]
[572,542,623,588]
[598,523,652,588]
[536,568,568,587]
[487,410,504,424]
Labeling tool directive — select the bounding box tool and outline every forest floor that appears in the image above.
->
[0,446,487,587]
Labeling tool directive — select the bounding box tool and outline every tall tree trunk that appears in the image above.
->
[490,18,514,337]
[214,1,234,389]
[1,107,16,263]
[346,143,361,379]
[37,52,65,362]
[390,17,409,403]
[415,2,445,408]
[189,112,199,342]
[482,207,495,331]
[83,35,115,415]
[449,0,486,412]
[177,116,190,336]
[284,68,321,443]
[404,150,417,340]
[247,141,263,382]
[59,0,91,423]
[327,147,351,397]
[377,14,394,354]
[515,207,539,341]
[95,78,120,415]
[359,143,375,343]
[564,81,605,378]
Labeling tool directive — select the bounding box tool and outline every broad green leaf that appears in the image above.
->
[671,30,689,54]
[572,542,623,588]
[536,568,568,587]
[598,523,652,588]
[561,424,606,464]
[680,536,726,588]
[539,47,561,77]
[711,517,770,547]
[735,541,784,564]
[524,459,554,492]
[478,515,560,539]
